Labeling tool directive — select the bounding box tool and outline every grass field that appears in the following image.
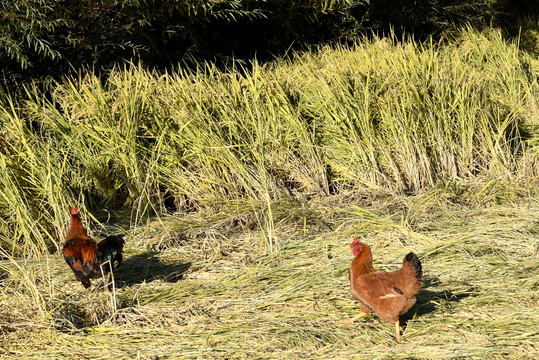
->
[1,28,539,358]
[1,189,538,359]
[1,29,537,257]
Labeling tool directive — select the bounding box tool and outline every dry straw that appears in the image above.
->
[0,28,538,358]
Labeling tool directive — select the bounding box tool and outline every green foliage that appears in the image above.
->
[0,0,62,74]
[5,0,535,84]
[363,0,499,37]
[1,0,361,83]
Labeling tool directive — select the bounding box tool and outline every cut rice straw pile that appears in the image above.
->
[1,189,538,359]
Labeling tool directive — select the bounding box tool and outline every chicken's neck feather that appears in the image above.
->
[351,249,375,275]
[66,214,90,241]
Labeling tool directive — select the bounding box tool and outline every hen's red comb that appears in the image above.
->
[350,238,363,256]
[71,207,78,215]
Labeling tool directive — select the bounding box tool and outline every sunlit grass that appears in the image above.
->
[0,189,537,359]
[0,28,537,256]
[0,27,538,357]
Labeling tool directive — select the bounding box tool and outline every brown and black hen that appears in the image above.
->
[340,238,422,340]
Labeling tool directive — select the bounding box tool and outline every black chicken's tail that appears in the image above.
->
[403,252,422,280]
[97,235,125,272]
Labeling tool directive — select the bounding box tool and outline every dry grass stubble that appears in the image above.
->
[1,190,538,359]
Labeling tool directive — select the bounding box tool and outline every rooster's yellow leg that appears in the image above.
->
[338,312,367,324]
[395,319,401,341]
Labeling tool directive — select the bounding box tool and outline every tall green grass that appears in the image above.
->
[0,29,537,255]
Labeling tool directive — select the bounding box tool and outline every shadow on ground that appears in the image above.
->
[401,275,476,329]
[114,251,191,287]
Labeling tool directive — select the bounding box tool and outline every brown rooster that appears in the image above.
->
[340,238,422,340]
[63,207,125,288]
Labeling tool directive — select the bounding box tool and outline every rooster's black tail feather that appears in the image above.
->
[97,235,125,271]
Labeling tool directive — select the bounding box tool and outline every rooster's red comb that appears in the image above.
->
[71,207,78,215]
